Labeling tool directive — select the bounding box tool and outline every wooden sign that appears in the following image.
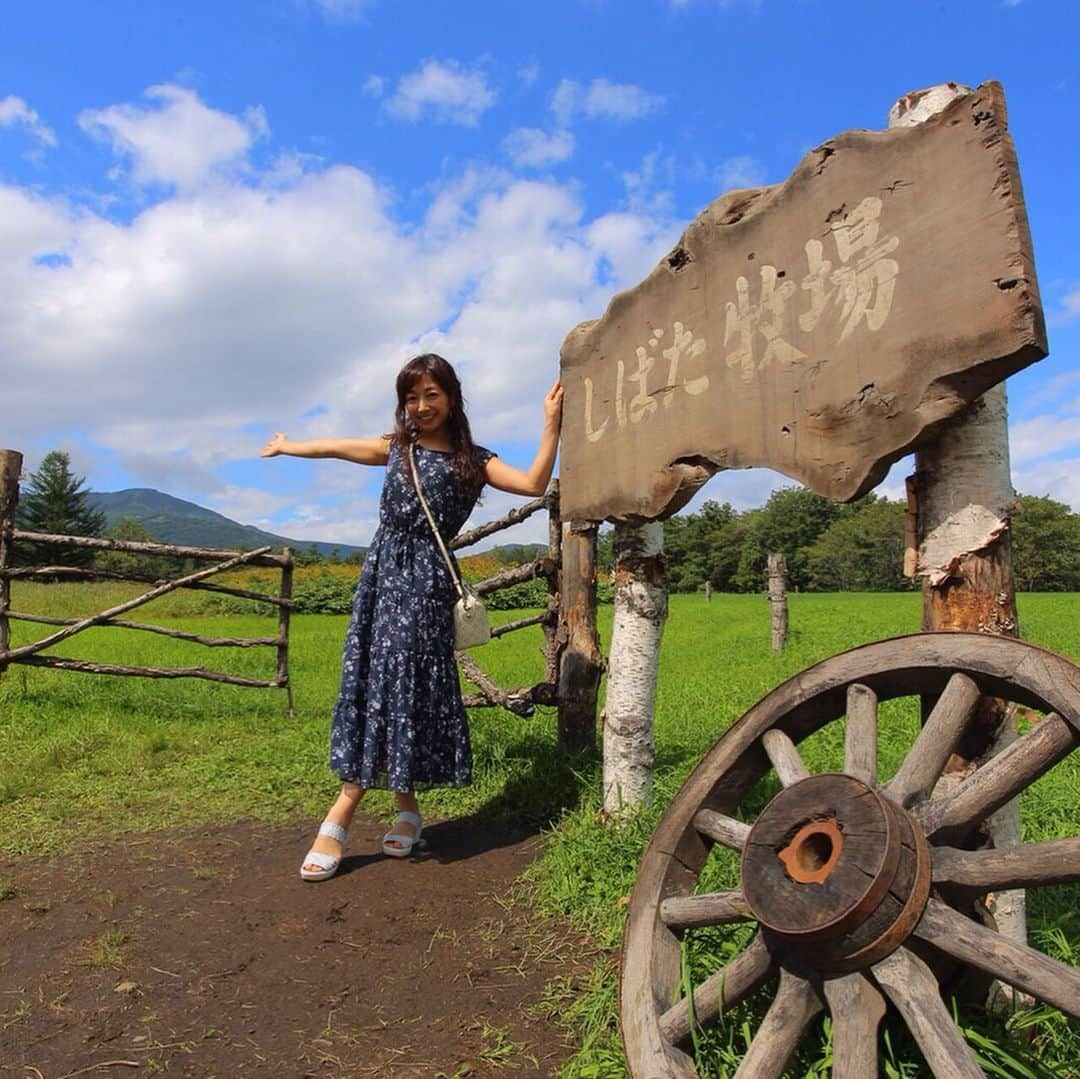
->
[559,82,1046,523]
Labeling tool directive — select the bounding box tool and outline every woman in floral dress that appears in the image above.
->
[262,354,563,880]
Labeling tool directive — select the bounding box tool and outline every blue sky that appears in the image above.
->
[3,0,1078,547]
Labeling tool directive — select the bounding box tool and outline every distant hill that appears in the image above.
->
[88,488,364,559]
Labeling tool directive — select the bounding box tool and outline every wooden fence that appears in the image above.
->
[452,480,562,718]
[0,449,295,708]
[0,449,588,738]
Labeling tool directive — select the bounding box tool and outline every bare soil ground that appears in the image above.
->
[1,814,590,1078]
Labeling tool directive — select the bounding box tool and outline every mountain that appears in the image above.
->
[88,488,364,559]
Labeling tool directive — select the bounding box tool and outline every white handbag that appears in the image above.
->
[408,443,491,650]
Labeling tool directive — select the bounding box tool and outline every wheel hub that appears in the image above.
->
[741,773,931,971]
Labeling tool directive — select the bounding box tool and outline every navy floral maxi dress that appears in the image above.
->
[329,441,493,791]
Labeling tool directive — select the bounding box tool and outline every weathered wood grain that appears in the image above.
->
[693,808,751,851]
[872,946,985,1078]
[884,672,980,806]
[762,728,810,786]
[658,932,775,1046]
[918,713,1078,842]
[560,82,1045,523]
[733,968,823,1079]
[845,682,878,786]
[660,890,753,931]
[932,838,1080,892]
[823,973,885,1079]
[915,896,1080,1019]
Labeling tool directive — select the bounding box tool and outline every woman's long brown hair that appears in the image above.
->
[392,353,486,499]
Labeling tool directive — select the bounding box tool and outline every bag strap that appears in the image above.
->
[408,442,466,602]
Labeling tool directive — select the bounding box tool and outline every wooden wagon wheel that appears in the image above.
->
[621,632,1080,1078]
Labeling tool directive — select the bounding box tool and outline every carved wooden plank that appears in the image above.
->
[762,728,811,786]
[659,932,775,1045]
[872,946,985,1079]
[733,968,823,1079]
[824,973,885,1079]
[884,672,980,806]
[845,683,878,786]
[915,896,1080,1019]
[559,82,1045,522]
[918,713,1078,842]
[932,838,1080,892]
[694,808,751,851]
[659,890,752,931]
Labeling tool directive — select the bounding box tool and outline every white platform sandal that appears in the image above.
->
[382,811,423,858]
[300,820,349,881]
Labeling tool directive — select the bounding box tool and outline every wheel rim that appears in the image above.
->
[620,632,1080,1078]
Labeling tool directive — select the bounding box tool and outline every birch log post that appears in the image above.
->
[766,552,788,651]
[602,521,665,817]
[891,84,1028,981]
[0,450,23,675]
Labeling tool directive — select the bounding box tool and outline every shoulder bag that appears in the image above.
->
[408,442,491,650]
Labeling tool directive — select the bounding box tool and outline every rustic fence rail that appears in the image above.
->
[0,448,295,708]
[452,480,563,718]
[0,449,588,738]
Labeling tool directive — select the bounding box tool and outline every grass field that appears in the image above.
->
[2,585,1079,1075]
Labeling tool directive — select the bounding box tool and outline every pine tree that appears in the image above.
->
[15,451,106,568]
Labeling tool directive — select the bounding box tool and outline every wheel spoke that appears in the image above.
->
[871,946,985,1078]
[660,889,753,931]
[914,896,1080,1020]
[884,672,981,807]
[933,837,1080,892]
[762,728,810,787]
[694,808,751,851]
[845,682,878,786]
[918,713,1078,842]
[733,966,823,1079]
[823,972,885,1079]
[659,932,775,1045]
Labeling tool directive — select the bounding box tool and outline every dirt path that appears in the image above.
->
[1,815,588,1077]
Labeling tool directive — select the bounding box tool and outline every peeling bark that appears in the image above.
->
[602,521,665,817]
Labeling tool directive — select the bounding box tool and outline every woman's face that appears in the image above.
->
[404,373,452,436]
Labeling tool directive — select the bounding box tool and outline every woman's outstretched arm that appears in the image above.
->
[484,381,564,497]
[260,433,391,466]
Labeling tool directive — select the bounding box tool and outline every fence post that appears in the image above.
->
[767,552,788,651]
[556,521,601,754]
[0,450,23,675]
[544,480,562,686]
[278,546,294,714]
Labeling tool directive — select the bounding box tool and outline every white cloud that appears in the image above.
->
[583,78,665,121]
[518,62,541,87]
[78,84,267,189]
[362,74,385,99]
[1050,285,1080,326]
[550,79,582,127]
[310,0,374,21]
[714,153,766,190]
[0,94,57,148]
[503,127,574,168]
[384,59,497,127]
[551,78,664,126]
[3,88,677,540]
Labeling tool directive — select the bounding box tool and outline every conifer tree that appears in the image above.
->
[15,451,106,567]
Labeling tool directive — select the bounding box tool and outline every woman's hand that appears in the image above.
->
[261,432,289,458]
[544,380,564,427]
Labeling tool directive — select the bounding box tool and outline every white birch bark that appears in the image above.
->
[891,84,1027,968]
[602,520,665,818]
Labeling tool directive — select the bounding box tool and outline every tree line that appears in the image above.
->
[14,452,1080,594]
[600,486,1080,594]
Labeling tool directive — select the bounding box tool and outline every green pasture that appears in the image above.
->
[2,585,1079,1076]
